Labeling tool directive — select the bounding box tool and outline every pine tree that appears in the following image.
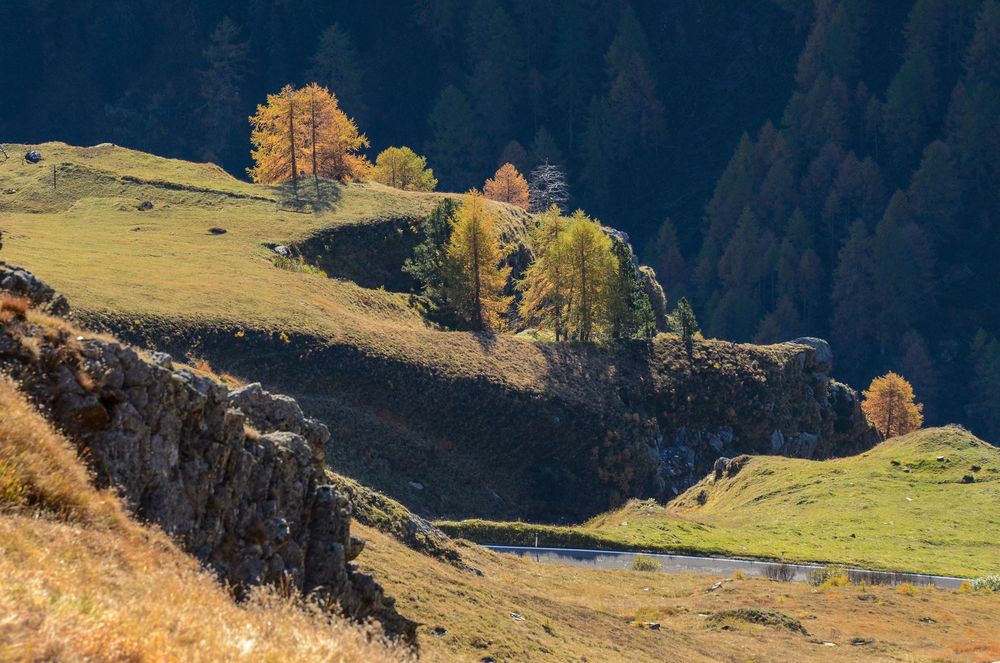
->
[483,163,529,208]
[649,219,686,302]
[465,0,526,145]
[871,192,936,356]
[608,238,656,340]
[705,133,755,245]
[404,198,458,311]
[529,126,564,170]
[883,47,939,168]
[970,329,1000,439]
[519,207,572,340]
[308,23,365,117]
[198,17,248,163]
[445,189,512,331]
[832,220,878,374]
[899,330,938,421]
[370,146,437,191]
[671,297,700,349]
[248,84,368,187]
[426,85,487,191]
[907,140,961,245]
[964,0,1000,89]
[861,372,924,439]
[550,1,594,153]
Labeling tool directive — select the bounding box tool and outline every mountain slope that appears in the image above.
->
[0,143,874,521]
[440,426,1000,578]
[0,373,408,662]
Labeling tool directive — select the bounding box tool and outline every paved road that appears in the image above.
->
[485,545,967,589]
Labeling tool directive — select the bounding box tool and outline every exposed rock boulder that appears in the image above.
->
[0,263,70,316]
[0,277,413,639]
[788,337,833,373]
[229,382,331,451]
[639,266,669,332]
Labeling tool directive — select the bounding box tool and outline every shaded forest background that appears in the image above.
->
[1,0,998,440]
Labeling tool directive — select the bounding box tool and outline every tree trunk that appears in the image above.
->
[472,216,482,331]
[289,90,298,193]
[310,88,319,193]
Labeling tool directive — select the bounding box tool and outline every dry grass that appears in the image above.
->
[0,376,125,527]
[0,374,409,663]
[354,523,1000,662]
[0,518,411,663]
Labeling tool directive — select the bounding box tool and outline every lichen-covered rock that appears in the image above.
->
[0,263,70,316]
[0,294,413,639]
[788,337,833,373]
[639,266,669,332]
[230,382,331,452]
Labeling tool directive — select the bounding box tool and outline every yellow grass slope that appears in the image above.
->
[0,374,409,662]
[354,522,1000,662]
[0,142,579,392]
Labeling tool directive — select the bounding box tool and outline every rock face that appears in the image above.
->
[0,276,412,639]
[788,337,833,373]
[0,263,70,316]
[639,266,669,332]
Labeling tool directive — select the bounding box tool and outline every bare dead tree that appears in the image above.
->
[528,162,569,213]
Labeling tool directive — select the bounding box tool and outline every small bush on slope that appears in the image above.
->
[0,376,410,663]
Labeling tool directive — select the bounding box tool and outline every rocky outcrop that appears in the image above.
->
[639,266,669,332]
[0,263,70,316]
[0,280,413,639]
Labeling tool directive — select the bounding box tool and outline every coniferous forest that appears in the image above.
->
[2,0,999,439]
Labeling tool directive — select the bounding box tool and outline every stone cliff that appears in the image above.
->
[0,265,413,639]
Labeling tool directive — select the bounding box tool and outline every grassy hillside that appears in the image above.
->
[355,521,1000,662]
[0,374,408,662]
[3,342,998,663]
[440,426,1000,578]
[0,143,872,522]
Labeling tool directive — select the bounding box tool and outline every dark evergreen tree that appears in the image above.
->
[198,17,249,164]
[308,23,366,117]
[425,85,487,191]
[403,198,460,314]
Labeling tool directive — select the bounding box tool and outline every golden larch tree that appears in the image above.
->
[518,208,618,342]
[861,371,924,439]
[445,189,512,331]
[249,83,368,187]
[370,146,437,191]
[519,206,572,340]
[248,84,306,186]
[298,82,369,183]
[483,162,530,209]
[561,211,618,342]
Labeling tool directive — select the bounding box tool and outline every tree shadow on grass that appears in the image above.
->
[274,177,343,213]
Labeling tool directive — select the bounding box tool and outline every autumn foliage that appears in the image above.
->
[370,146,437,191]
[483,162,529,209]
[519,207,619,342]
[445,190,512,332]
[861,372,924,439]
[248,83,368,185]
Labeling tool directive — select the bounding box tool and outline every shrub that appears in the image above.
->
[970,575,1000,592]
[631,555,661,572]
[808,566,847,587]
[273,255,327,277]
[895,582,917,596]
